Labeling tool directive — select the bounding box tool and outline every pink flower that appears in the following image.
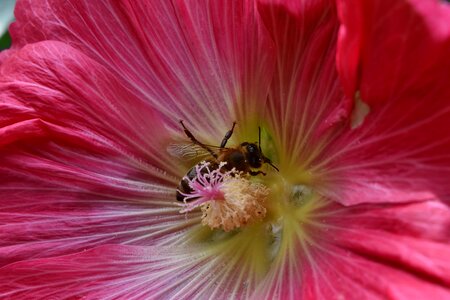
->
[1,0,449,298]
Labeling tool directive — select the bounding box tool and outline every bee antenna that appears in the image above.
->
[259,127,280,172]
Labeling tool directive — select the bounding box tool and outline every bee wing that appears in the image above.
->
[166,143,219,160]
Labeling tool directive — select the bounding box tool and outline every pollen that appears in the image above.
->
[201,177,269,232]
[179,162,269,232]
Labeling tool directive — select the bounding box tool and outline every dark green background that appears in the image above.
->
[0,31,12,50]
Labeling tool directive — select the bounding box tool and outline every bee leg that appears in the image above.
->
[249,170,266,176]
[220,122,236,148]
[180,120,218,158]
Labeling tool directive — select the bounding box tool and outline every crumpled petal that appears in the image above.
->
[321,0,450,205]
[0,41,195,265]
[11,0,275,139]
[331,201,450,286]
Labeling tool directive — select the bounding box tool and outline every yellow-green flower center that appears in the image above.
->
[177,126,331,287]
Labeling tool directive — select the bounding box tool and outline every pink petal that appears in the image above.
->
[0,243,262,299]
[258,248,450,299]
[255,200,450,299]
[337,0,450,99]
[11,0,275,137]
[322,0,450,205]
[0,41,195,265]
[0,173,193,266]
[1,40,176,175]
[300,247,450,300]
[0,49,15,66]
[331,201,450,286]
[257,0,351,172]
[0,245,183,299]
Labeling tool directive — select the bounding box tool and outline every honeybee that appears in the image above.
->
[169,121,279,202]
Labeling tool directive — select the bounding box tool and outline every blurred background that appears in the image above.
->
[0,0,16,50]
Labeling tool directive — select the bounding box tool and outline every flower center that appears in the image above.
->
[176,144,334,290]
[174,127,335,288]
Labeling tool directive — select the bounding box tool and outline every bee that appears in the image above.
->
[169,120,279,202]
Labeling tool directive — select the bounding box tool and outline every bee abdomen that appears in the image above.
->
[176,178,194,202]
[176,164,201,202]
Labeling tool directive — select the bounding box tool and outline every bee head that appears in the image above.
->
[241,142,263,168]
[240,126,280,172]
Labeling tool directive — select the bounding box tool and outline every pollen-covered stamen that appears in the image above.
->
[202,177,269,231]
[179,162,269,232]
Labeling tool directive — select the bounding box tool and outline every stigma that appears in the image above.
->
[179,162,269,232]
